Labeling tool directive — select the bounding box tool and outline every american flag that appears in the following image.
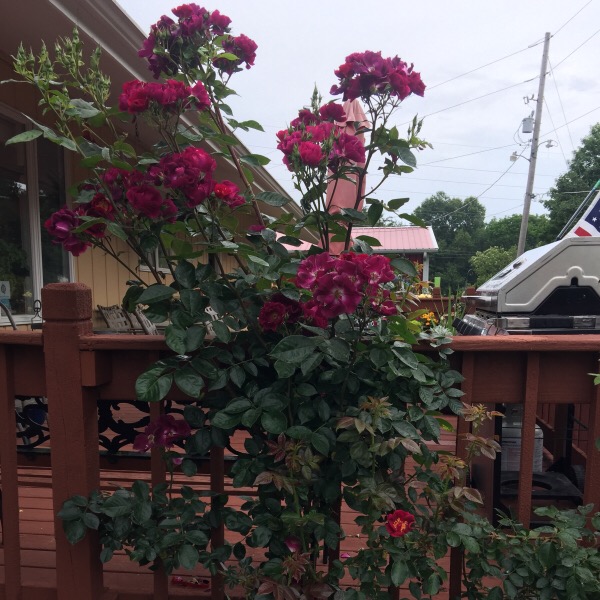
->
[567,191,600,238]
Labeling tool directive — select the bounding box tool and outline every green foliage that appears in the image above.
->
[414,192,486,291]
[470,246,515,286]
[543,123,600,238]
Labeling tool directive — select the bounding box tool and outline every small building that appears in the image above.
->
[353,226,439,282]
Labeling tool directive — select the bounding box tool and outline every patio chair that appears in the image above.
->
[130,306,159,335]
[97,304,137,333]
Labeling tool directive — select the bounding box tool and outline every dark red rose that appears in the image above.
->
[385,509,415,537]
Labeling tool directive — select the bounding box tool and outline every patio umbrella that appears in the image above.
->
[325,98,369,254]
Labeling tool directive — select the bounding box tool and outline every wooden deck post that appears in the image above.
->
[0,345,22,599]
[42,283,103,600]
[583,381,600,507]
[516,352,540,528]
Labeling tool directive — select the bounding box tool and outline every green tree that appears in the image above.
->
[542,123,600,238]
[414,192,486,291]
[484,214,553,252]
[470,246,515,286]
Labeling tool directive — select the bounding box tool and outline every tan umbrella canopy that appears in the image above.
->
[325,99,369,254]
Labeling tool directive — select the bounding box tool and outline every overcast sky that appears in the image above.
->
[117,0,600,226]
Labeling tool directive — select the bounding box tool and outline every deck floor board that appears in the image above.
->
[1,425,458,599]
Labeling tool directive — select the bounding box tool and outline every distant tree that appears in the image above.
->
[414,192,486,291]
[470,246,515,286]
[484,214,553,252]
[542,123,600,238]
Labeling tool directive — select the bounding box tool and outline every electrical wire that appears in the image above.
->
[426,45,538,91]
[428,148,527,222]
[546,59,575,157]
[542,96,570,165]
[420,79,536,120]
[551,26,600,71]
[552,0,594,36]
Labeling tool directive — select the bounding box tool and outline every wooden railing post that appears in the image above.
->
[516,352,540,528]
[41,283,103,600]
[583,382,600,507]
[0,345,22,599]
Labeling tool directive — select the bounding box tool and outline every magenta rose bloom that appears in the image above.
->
[319,102,346,122]
[44,207,90,256]
[290,109,320,128]
[258,301,288,332]
[385,509,415,537]
[133,414,191,452]
[301,299,329,329]
[215,33,257,74]
[146,79,191,109]
[296,252,337,290]
[191,81,211,110]
[208,9,232,34]
[214,180,245,208]
[314,273,363,319]
[330,50,425,102]
[126,184,165,219]
[330,132,366,166]
[119,80,149,113]
[298,141,324,167]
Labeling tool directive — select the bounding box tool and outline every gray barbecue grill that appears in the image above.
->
[455,236,600,335]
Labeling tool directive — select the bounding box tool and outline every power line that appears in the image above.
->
[427,45,537,91]
[543,97,570,165]
[552,0,594,36]
[429,147,527,222]
[552,26,600,70]
[420,79,535,120]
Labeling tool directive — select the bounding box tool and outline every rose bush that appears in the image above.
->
[8,5,600,600]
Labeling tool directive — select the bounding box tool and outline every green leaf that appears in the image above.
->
[261,411,287,434]
[63,519,87,544]
[251,525,272,547]
[211,320,232,343]
[538,542,557,568]
[256,191,290,207]
[230,365,246,388]
[391,257,418,276]
[100,548,113,563]
[174,366,204,398]
[82,512,100,530]
[135,367,173,402]
[354,235,381,247]
[212,411,242,430]
[394,147,416,167]
[311,432,330,455]
[174,260,197,289]
[137,284,175,304]
[240,153,270,166]
[67,98,101,118]
[270,336,319,365]
[132,501,152,524]
[102,494,132,518]
[165,325,187,355]
[5,129,43,144]
[367,202,383,226]
[106,222,128,241]
[241,407,261,428]
[178,544,199,570]
[275,360,296,378]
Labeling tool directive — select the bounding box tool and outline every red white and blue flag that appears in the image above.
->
[565,190,600,238]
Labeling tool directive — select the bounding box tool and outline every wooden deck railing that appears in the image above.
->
[1,283,600,600]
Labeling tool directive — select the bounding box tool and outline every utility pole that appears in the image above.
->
[516,32,551,257]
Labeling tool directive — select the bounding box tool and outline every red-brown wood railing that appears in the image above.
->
[1,283,600,600]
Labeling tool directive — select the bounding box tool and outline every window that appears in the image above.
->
[0,107,70,323]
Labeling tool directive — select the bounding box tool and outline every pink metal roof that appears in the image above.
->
[352,226,438,253]
[279,226,438,253]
